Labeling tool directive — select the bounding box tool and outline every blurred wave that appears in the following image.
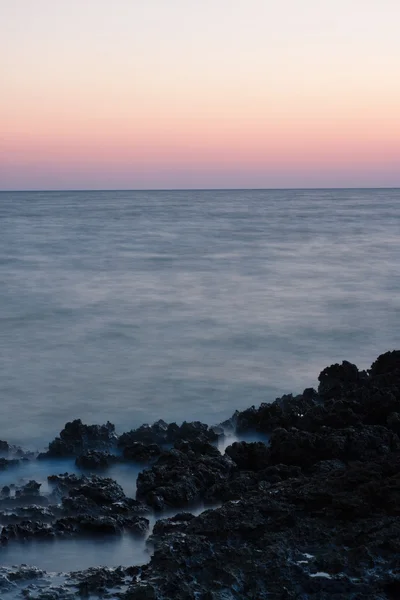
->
[0,189,399,447]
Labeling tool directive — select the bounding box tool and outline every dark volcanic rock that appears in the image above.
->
[1,473,149,544]
[119,419,170,446]
[71,566,128,596]
[369,349,400,378]
[75,450,120,469]
[2,349,400,599]
[136,443,233,510]
[235,391,317,434]
[119,419,220,448]
[39,419,117,458]
[130,452,400,599]
[268,424,399,467]
[18,480,41,495]
[233,350,400,438]
[1,520,54,542]
[55,515,121,536]
[225,441,270,471]
[152,512,195,537]
[55,510,149,538]
[0,440,10,454]
[123,442,162,462]
[318,360,361,399]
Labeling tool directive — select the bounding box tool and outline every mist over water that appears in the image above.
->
[0,189,399,448]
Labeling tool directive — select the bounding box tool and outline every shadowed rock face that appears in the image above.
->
[75,450,120,470]
[0,440,10,453]
[136,441,234,510]
[0,350,399,599]
[123,442,162,463]
[38,419,118,458]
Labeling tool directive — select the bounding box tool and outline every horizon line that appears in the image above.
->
[1,186,399,193]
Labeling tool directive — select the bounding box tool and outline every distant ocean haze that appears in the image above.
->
[0,189,399,448]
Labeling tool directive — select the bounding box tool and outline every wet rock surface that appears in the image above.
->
[0,350,399,599]
[0,474,149,545]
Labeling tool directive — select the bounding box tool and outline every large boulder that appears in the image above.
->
[369,350,400,378]
[123,442,161,462]
[318,360,360,399]
[39,419,117,458]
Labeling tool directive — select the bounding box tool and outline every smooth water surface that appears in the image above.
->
[0,500,212,573]
[0,458,141,498]
[0,189,399,447]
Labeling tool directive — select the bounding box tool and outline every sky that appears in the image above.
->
[1,0,399,190]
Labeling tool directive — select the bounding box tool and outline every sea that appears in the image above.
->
[0,188,399,580]
[0,188,399,449]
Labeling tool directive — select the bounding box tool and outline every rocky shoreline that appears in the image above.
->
[0,350,399,599]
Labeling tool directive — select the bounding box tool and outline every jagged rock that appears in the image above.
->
[0,440,9,454]
[55,515,122,536]
[49,473,148,517]
[123,442,161,462]
[75,450,119,469]
[119,420,220,448]
[369,349,400,377]
[1,520,54,542]
[152,512,195,537]
[268,425,400,467]
[1,350,400,599]
[67,476,126,505]
[119,420,170,446]
[19,480,41,495]
[318,360,360,399]
[39,419,117,458]
[225,441,270,471]
[136,451,400,599]
[71,566,127,596]
[136,444,233,510]
[235,392,317,434]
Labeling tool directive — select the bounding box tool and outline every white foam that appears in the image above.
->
[309,572,332,579]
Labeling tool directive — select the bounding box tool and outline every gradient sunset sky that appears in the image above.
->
[1,0,399,190]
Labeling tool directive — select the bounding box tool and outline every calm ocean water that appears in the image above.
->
[0,189,399,448]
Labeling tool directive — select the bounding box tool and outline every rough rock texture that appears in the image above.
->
[0,350,399,599]
[75,449,120,469]
[123,442,162,462]
[121,350,400,598]
[136,440,233,510]
[38,419,117,458]
[118,419,221,448]
[225,440,270,471]
[0,474,149,544]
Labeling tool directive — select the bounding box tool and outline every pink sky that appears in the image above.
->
[1,0,399,189]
